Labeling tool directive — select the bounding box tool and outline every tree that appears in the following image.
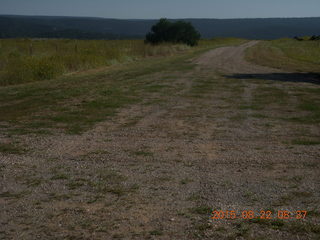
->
[145,18,201,46]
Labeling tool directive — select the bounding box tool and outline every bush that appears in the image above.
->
[33,58,64,80]
[310,35,320,41]
[3,56,64,85]
[145,19,201,46]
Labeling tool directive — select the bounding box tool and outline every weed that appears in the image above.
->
[180,178,194,185]
[0,191,27,199]
[51,173,69,180]
[0,143,26,154]
[190,206,212,215]
[291,139,320,145]
[149,230,163,236]
[133,151,154,157]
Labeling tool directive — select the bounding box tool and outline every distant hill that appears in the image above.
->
[1,15,320,40]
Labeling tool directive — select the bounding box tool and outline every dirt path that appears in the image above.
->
[194,41,281,74]
[1,42,319,239]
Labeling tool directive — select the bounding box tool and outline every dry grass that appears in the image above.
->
[0,38,247,86]
[0,39,192,86]
[246,38,320,72]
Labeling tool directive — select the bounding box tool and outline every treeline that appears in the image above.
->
[0,28,136,40]
[0,16,141,40]
[37,29,120,40]
[1,15,320,40]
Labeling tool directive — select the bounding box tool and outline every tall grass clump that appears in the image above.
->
[0,39,192,86]
[4,55,64,85]
[0,38,246,86]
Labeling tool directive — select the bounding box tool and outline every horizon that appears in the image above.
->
[1,13,320,21]
[1,0,320,19]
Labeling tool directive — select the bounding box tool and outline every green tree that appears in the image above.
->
[145,18,201,46]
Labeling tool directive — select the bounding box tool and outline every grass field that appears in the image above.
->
[0,38,246,135]
[245,39,320,129]
[1,38,319,240]
[246,38,320,72]
[0,39,191,86]
[0,38,245,86]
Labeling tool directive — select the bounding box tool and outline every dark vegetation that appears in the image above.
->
[294,35,320,41]
[310,35,320,40]
[145,19,200,46]
[1,15,320,40]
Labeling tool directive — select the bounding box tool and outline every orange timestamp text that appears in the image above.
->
[211,210,307,220]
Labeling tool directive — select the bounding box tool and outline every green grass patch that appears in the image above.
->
[0,143,26,154]
[190,206,212,215]
[133,150,154,157]
[299,101,319,112]
[253,86,289,105]
[149,230,163,236]
[0,191,28,199]
[239,105,264,110]
[0,53,188,134]
[291,139,320,145]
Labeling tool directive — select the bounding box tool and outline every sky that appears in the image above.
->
[0,0,319,19]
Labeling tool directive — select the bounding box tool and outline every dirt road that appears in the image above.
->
[1,42,319,239]
[195,41,281,74]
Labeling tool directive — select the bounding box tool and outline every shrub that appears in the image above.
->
[145,18,201,46]
[33,58,64,80]
[310,35,320,41]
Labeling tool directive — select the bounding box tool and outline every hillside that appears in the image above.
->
[1,15,320,39]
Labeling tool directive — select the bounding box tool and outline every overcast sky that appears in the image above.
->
[0,0,319,19]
